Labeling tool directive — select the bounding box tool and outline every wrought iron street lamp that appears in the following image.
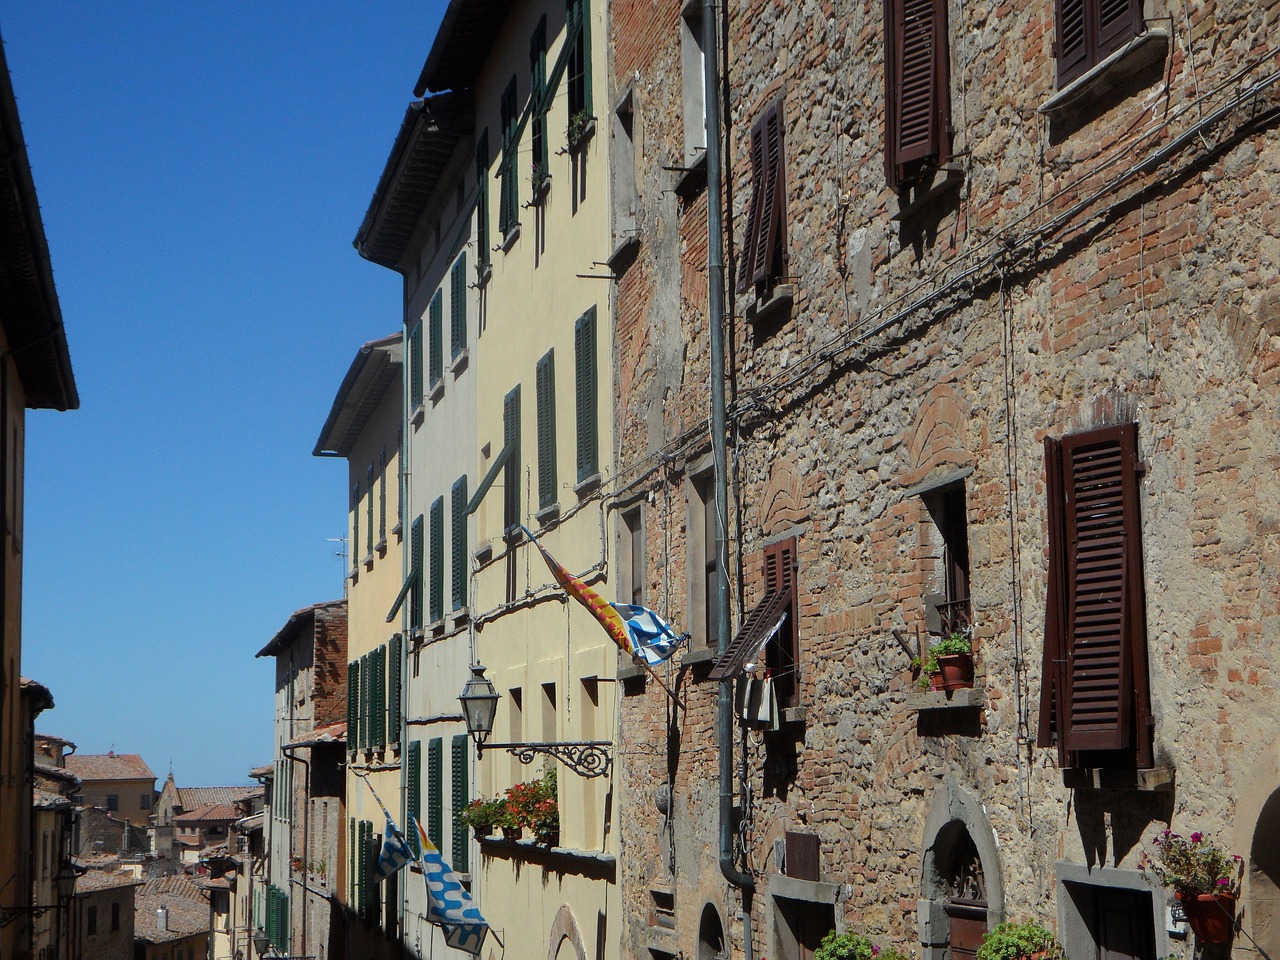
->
[458,662,613,779]
[0,860,77,927]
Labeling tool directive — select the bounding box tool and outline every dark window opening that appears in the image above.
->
[737,101,788,297]
[923,484,971,637]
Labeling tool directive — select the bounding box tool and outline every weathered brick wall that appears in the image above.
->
[312,603,349,729]
[616,0,1280,957]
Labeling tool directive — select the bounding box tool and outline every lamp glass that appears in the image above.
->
[458,662,500,745]
[252,927,270,955]
[54,862,77,900]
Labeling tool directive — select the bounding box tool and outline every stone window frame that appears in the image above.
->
[769,874,842,960]
[1054,862,1171,960]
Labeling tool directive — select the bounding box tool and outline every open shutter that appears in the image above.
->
[451,253,467,359]
[574,309,598,482]
[427,738,444,852]
[886,0,949,188]
[737,119,767,293]
[429,291,444,387]
[410,515,425,628]
[475,133,490,266]
[1057,423,1149,761]
[761,105,787,285]
[1037,436,1068,761]
[451,734,470,872]
[388,633,402,745]
[409,321,424,405]
[503,386,521,533]
[347,659,360,755]
[406,741,421,856]
[1055,0,1089,85]
[430,497,445,623]
[536,350,557,507]
[452,477,468,610]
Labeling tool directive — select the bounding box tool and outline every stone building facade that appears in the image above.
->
[613,2,1280,960]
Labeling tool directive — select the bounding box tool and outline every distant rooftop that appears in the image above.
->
[65,753,156,782]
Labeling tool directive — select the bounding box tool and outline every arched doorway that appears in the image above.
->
[940,826,988,960]
[1249,787,1280,958]
[699,903,727,960]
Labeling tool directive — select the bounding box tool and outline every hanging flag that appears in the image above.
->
[609,603,686,666]
[522,525,687,662]
[376,814,416,881]
[413,816,489,955]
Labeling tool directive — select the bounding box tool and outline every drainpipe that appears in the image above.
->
[704,0,753,896]
[281,744,309,959]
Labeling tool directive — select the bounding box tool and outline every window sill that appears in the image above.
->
[1040,28,1169,117]
[683,645,719,668]
[1062,765,1174,792]
[473,541,494,565]
[428,378,445,404]
[904,684,985,712]
[392,521,403,539]
[574,473,602,499]
[429,618,447,638]
[674,149,707,199]
[410,403,425,428]
[476,261,493,286]
[451,607,470,629]
[526,176,551,207]
[348,567,359,584]
[363,553,374,571]
[450,348,469,377]
[534,502,561,526]
[499,224,521,253]
[376,538,388,558]
[745,283,796,327]
[479,834,616,876]
[607,232,641,272]
[890,165,965,222]
[567,118,597,155]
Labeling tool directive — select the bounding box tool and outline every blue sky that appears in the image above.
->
[5,2,445,786]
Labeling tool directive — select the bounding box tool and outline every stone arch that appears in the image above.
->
[1233,743,1280,958]
[698,901,728,960]
[902,384,969,487]
[760,455,808,538]
[547,904,587,960]
[918,777,1005,960]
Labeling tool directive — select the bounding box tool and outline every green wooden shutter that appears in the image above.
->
[360,653,371,750]
[427,737,443,851]
[430,497,445,623]
[406,741,422,856]
[451,734,470,872]
[451,254,467,359]
[349,819,357,904]
[347,659,359,755]
[411,515,424,629]
[574,307,599,482]
[429,290,443,387]
[503,386,521,533]
[530,18,549,176]
[476,132,490,268]
[388,633,402,746]
[379,448,387,542]
[366,464,375,556]
[351,482,360,569]
[397,428,405,530]
[409,321,423,405]
[372,645,386,747]
[451,477,468,610]
[360,820,373,918]
[499,78,519,235]
[536,350,557,508]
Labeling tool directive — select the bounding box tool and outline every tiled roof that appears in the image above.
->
[173,802,240,824]
[176,786,257,810]
[74,870,143,893]
[64,753,155,782]
[286,720,347,748]
[33,788,71,810]
[33,761,79,786]
[135,877,208,943]
[248,763,273,780]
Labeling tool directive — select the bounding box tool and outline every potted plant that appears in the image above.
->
[1142,829,1242,943]
[814,932,874,960]
[530,768,559,845]
[457,796,504,838]
[567,109,594,150]
[976,921,1061,960]
[531,160,550,197]
[494,790,523,841]
[917,630,974,690]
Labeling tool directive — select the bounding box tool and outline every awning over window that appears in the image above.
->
[708,589,790,681]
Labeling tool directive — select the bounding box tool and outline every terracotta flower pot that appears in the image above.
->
[936,653,974,690]
[1177,891,1236,944]
[501,826,523,842]
[928,671,945,691]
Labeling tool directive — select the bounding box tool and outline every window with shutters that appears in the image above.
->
[920,482,971,638]
[1055,0,1143,87]
[366,463,375,561]
[429,290,444,392]
[475,132,491,273]
[451,734,470,872]
[737,102,788,297]
[680,3,707,165]
[378,448,388,547]
[531,18,549,193]
[347,657,360,756]
[536,349,558,509]
[499,78,520,239]
[410,515,424,630]
[1037,422,1153,771]
[372,644,387,748]
[430,496,445,624]
[427,737,444,852]
[350,482,360,575]
[574,307,599,484]
[406,741,422,856]
[688,472,721,649]
[503,386,521,537]
[884,0,951,192]
[388,633,402,746]
[409,320,424,413]
[451,477,468,611]
[451,253,467,361]
[566,0,592,139]
[709,537,800,712]
[619,507,645,607]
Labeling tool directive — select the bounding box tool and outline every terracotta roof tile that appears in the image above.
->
[64,753,155,782]
[173,802,240,824]
[176,786,258,810]
[74,870,144,893]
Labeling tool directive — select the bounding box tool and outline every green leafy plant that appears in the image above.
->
[814,932,874,960]
[975,922,1060,960]
[1141,830,1242,896]
[456,796,505,832]
[502,767,559,833]
[916,630,974,685]
[531,160,549,191]
[568,109,592,146]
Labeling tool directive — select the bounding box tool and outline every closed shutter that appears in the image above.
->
[885,0,949,189]
[388,634,402,745]
[503,386,521,533]
[359,819,373,918]
[429,291,443,387]
[499,79,519,235]
[367,464,375,556]
[1040,423,1152,767]
[1055,0,1089,84]
[360,653,371,750]
[411,515,424,628]
[430,497,445,623]
[451,734,470,872]
[475,133,490,267]
[574,308,598,483]
[738,103,788,291]
[351,482,360,570]
[427,737,444,852]
[451,253,467,359]
[379,448,387,542]
[349,819,357,905]
[452,477,468,610]
[406,741,421,856]
[1096,0,1142,62]
[347,659,360,755]
[372,645,386,747]
[409,321,423,405]
[1056,0,1141,86]
[536,349,557,507]
[530,18,549,175]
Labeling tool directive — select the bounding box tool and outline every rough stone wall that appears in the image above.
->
[615,0,1280,958]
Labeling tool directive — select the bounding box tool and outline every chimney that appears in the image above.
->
[156,905,168,932]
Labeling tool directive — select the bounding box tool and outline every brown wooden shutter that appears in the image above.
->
[1095,0,1142,62]
[885,0,949,190]
[1037,436,1068,763]
[1056,0,1141,87]
[737,118,768,293]
[1055,423,1151,764]
[1055,0,1089,86]
[738,103,787,292]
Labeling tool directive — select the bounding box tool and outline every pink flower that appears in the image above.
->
[1216,878,1230,887]
[1190,832,1203,843]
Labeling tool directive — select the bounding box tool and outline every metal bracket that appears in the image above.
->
[483,740,613,779]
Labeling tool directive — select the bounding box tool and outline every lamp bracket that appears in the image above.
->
[0,904,62,927]
[482,741,612,779]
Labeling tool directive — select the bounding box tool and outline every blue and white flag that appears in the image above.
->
[413,816,489,955]
[609,603,687,666]
[376,814,416,881]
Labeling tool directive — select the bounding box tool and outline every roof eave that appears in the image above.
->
[312,333,402,458]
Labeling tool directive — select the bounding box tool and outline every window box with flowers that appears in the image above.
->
[813,932,909,960]
[1141,829,1242,944]
[503,768,560,845]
